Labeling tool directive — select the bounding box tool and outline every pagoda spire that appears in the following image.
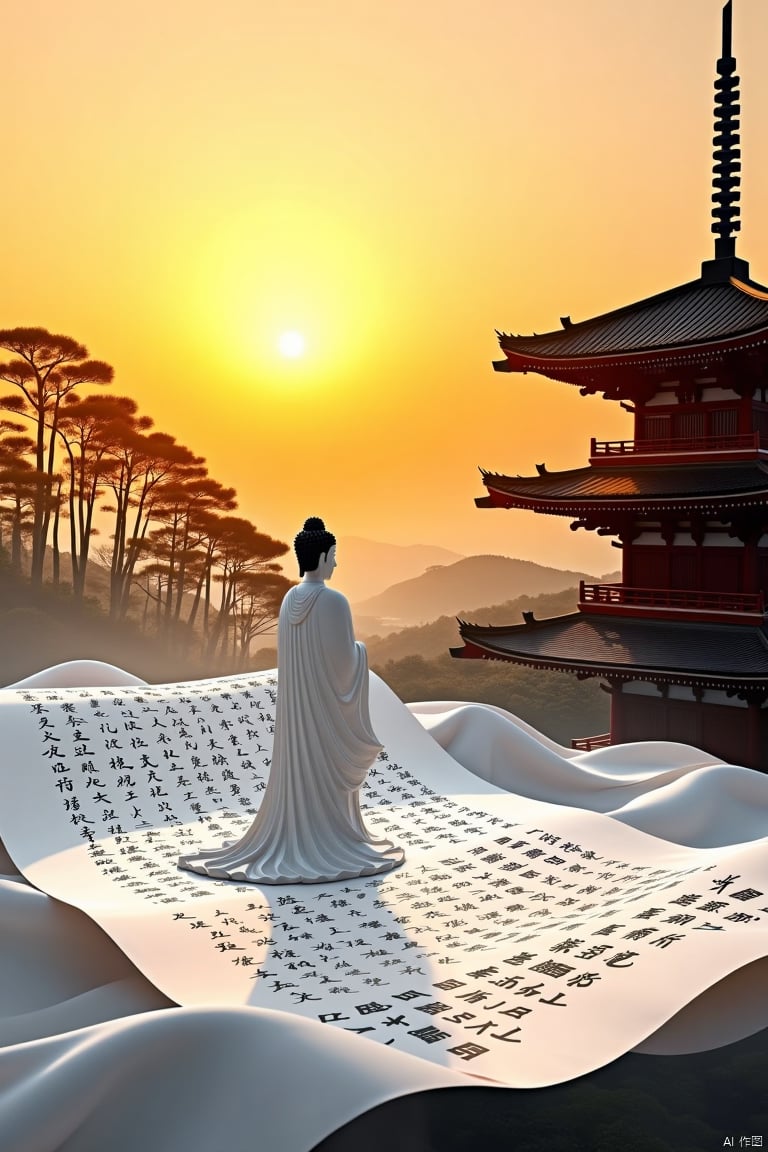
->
[711,1,741,259]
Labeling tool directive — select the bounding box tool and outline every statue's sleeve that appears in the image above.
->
[309,587,380,752]
[317,589,366,698]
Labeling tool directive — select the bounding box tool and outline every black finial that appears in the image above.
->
[722,0,732,56]
[711,0,741,259]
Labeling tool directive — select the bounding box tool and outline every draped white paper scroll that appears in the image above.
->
[0,670,766,1088]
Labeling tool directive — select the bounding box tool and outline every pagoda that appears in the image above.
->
[452,2,768,772]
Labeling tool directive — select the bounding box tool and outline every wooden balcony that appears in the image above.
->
[579,582,766,625]
[590,432,766,465]
[571,733,611,751]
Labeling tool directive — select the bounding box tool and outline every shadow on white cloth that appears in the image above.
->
[0,985,464,1152]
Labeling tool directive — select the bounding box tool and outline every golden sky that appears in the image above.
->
[3,0,768,574]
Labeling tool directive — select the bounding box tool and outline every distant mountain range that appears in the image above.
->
[330,537,465,604]
[353,554,610,631]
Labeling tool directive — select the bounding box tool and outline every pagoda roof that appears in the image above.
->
[478,460,768,516]
[453,613,768,689]
[495,269,768,373]
[493,5,761,380]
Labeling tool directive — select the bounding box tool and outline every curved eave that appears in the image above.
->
[476,483,768,518]
[451,638,768,691]
[495,323,768,376]
[451,616,768,692]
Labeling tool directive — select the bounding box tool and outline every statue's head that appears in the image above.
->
[294,516,337,577]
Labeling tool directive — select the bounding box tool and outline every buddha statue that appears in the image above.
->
[178,517,404,883]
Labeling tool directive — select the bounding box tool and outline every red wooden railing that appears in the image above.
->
[591,432,762,456]
[571,733,611,751]
[580,582,765,614]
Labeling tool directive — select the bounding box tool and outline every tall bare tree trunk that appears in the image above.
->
[11,498,23,574]
[51,477,62,586]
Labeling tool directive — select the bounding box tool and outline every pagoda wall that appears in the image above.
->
[622,532,767,597]
[634,387,768,443]
[612,685,768,772]
[635,398,744,441]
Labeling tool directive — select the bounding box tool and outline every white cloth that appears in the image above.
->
[0,665,766,1151]
[179,584,404,882]
[6,660,148,690]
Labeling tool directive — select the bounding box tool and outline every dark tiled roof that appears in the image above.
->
[454,614,768,685]
[497,275,768,363]
[480,461,768,509]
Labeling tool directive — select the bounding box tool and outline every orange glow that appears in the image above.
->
[2,1,768,571]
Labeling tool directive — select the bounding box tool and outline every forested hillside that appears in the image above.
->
[376,654,608,746]
[363,586,583,663]
[0,328,291,675]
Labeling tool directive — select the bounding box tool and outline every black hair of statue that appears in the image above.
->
[294,516,337,576]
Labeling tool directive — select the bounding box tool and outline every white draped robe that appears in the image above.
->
[179,583,404,883]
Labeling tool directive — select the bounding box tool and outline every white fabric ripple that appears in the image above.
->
[0,663,765,1149]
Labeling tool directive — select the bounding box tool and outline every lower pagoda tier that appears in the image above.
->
[452,614,768,769]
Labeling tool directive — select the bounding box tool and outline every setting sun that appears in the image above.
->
[278,330,305,358]
[3,0,767,573]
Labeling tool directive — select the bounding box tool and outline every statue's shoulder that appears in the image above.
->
[321,586,351,613]
[281,581,326,625]
[322,589,352,608]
